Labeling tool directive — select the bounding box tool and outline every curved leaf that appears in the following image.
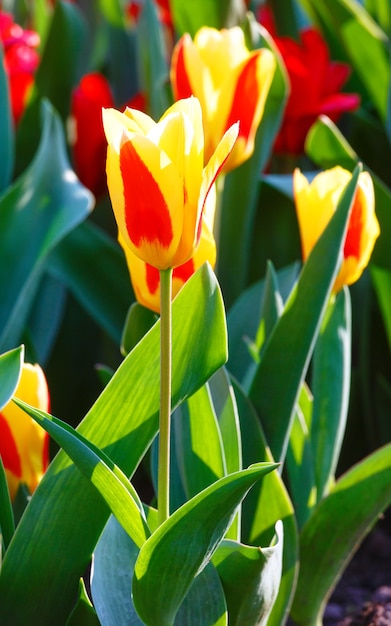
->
[0,101,93,352]
[212,521,284,626]
[249,165,361,462]
[0,264,228,625]
[291,442,391,625]
[132,463,278,626]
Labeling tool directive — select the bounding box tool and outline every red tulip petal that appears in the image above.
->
[119,140,174,249]
[171,36,193,100]
[0,412,22,477]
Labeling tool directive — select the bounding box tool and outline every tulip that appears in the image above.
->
[119,202,216,313]
[103,96,238,270]
[0,11,40,125]
[0,363,50,500]
[258,8,359,156]
[293,166,380,293]
[71,72,146,198]
[170,26,276,172]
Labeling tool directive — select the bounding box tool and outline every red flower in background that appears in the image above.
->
[259,8,360,155]
[0,11,40,125]
[70,72,145,198]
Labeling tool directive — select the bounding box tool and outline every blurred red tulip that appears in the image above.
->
[259,7,360,156]
[0,11,40,125]
[70,72,145,198]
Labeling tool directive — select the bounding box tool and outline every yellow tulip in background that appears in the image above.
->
[0,363,50,501]
[293,166,380,293]
[170,26,276,172]
[103,96,238,270]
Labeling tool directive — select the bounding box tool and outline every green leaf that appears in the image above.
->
[91,516,228,626]
[49,221,133,344]
[132,463,278,626]
[66,579,100,626]
[91,515,143,626]
[0,264,228,625]
[212,521,284,626]
[311,288,351,502]
[121,302,158,356]
[137,0,170,120]
[0,48,13,192]
[217,19,289,307]
[0,101,93,353]
[170,0,243,36]
[175,383,226,500]
[175,563,228,626]
[15,398,150,550]
[249,165,361,462]
[291,442,391,625]
[285,384,315,528]
[232,380,298,626]
[0,346,24,410]
[97,0,125,27]
[227,263,300,386]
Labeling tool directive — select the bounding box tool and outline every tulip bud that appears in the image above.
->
[293,166,380,293]
[0,363,50,500]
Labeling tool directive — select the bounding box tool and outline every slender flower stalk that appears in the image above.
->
[157,268,173,525]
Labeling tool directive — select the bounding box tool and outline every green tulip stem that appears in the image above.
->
[158,267,173,526]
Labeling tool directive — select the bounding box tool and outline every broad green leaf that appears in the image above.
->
[232,380,298,626]
[98,0,125,27]
[0,102,93,353]
[121,302,159,356]
[285,384,315,529]
[175,563,228,626]
[91,516,227,626]
[0,264,228,625]
[209,367,242,477]
[242,261,285,392]
[227,263,300,385]
[0,346,24,410]
[365,0,391,35]
[311,288,351,503]
[306,116,391,272]
[249,165,361,462]
[91,515,143,626]
[217,19,289,307]
[175,383,226,500]
[49,221,133,344]
[66,579,100,626]
[212,521,284,626]
[132,463,278,626]
[0,48,13,192]
[291,442,391,625]
[170,0,244,36]
[15,398,150,550]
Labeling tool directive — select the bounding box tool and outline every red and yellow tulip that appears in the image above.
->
[170,26,276,172]
[0,363,50,500]
[103,96,238,270]
[293,166,380,293]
